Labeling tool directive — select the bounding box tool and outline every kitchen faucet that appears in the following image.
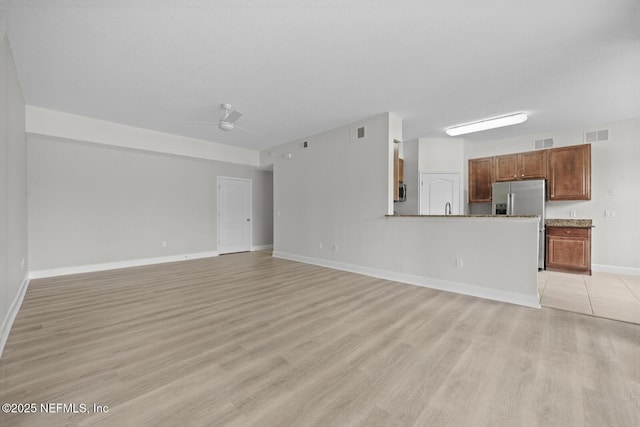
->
[445,202,452,215]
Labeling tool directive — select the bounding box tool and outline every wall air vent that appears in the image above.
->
[585,129,609,143]
[534,138,554,150]
[350,125,367,141]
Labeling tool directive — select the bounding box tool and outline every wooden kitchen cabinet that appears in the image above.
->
[393,141,401,201]
[547,144,591,201]
[468,143,590,203]
[494,150,547,182]
[468,157,494,203]
[519,150,548,180]
[546,226,592,275]
[494,154,518,182]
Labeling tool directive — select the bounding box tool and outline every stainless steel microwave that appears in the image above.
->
[398,183,407,202]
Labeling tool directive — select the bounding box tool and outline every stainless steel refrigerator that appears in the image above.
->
[492,179,546,270]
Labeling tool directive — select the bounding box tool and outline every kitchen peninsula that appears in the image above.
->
[382,214,541,308]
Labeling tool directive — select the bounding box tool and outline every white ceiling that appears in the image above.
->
[4,0,640,151]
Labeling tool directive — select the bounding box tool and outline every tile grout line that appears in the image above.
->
[618,275,640,304]
[541,271,639,325]
[583,275,595,316]
[537,272,548,300]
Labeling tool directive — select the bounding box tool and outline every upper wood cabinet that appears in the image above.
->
[468,157,494,203]
[467,143,591,203]
[519,150,548,180]
[494,154,518,182]
[547,144,591,201]
[495,150,547,182]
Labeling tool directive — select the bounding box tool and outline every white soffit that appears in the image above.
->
[26,106,260,167]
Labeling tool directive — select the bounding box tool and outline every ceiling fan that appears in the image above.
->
[190,103,249,132]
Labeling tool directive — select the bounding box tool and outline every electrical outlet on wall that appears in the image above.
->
[162,241,167,248]
[456,258,463,268]
[570,210,577,218]
[20,257,25,270]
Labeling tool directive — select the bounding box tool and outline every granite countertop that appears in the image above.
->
[546,218,593,228]
[386,214,540,218]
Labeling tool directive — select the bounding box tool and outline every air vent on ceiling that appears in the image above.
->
[534,138,554,150]
[585,129,609,143]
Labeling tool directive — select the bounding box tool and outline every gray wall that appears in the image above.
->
[270,113,539,307]
[28,134,273,271]
[1,33,28,350]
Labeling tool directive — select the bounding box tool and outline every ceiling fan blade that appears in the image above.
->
[188,121,218,125]
[234,124,256,135]
[225,110,243,124]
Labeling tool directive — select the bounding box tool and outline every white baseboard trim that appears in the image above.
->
[0,275,30,359]
[273,251,540,309]
[592,264,640,276]
[29,251,220,279]
[252,244,274,251]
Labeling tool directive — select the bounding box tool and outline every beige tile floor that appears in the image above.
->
[538,270,640,324]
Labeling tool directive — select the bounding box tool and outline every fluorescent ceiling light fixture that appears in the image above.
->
[445,113,528,136]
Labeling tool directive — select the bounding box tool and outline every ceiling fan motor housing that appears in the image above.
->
[219,121,234,131]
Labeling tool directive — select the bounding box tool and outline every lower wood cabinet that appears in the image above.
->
[546,226,592,275]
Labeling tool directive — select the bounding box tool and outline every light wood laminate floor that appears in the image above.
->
[539,270,640,324]
[1,252,639,426]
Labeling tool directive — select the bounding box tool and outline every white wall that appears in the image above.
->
[465,117,640,273]
[419,137,465,175]
[0,2,6,34]
[28,134,273,272]
[270,113,539,307]
[1,33,28,357]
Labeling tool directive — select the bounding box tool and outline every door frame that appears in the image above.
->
[217,176,252,254]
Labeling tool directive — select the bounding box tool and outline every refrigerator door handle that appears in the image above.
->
[506,192,513,215]
[509,192,515,215]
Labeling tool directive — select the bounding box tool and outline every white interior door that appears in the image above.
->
[218,177,252,254]
[420,173,460,215]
